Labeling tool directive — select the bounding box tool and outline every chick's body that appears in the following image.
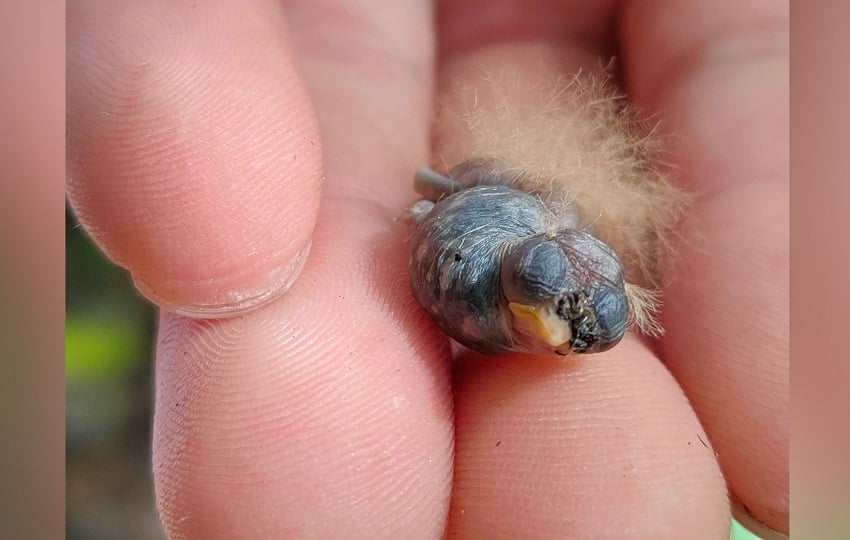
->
[409,185,548,354]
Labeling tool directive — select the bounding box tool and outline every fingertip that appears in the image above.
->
[450,339,731,538]
[151,205,455,539]
[67,0,323,316]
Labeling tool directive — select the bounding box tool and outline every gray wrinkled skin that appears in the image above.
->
[409,185,550,354]
[408,163,631,356]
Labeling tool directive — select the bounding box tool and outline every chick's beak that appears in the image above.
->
[508,302,572,348]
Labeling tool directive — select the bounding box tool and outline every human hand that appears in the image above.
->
[66,1,788,538]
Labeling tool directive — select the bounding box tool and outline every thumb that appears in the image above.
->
[66,0,323,317]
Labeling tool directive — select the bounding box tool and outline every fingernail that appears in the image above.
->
[731,498,788,540]
[134,240,313,318]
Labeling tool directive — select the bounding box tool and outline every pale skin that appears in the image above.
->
[66,0,788,538]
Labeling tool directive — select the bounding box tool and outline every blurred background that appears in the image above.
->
[66,206,166,540]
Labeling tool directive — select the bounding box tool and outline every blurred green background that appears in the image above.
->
[66,207,763,540]
[66,206,166,540]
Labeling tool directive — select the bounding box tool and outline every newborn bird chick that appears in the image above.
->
[408,162,629,355]
[407,73,684,356]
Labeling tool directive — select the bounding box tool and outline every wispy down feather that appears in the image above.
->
[432,69,687,335]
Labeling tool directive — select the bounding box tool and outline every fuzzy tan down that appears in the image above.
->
[432,70,686,335]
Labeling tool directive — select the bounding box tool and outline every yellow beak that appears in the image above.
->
[508,302,572,348]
